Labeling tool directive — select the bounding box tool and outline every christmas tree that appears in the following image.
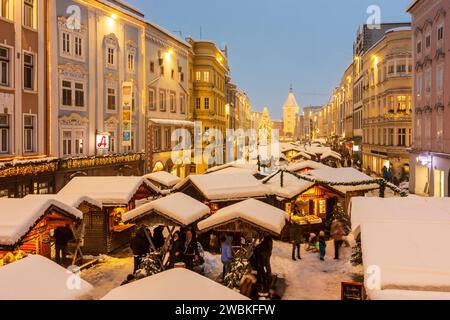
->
[331,202,351,234]
[224,248,251,289]
[351,235,363,266]
[135,253,163,279]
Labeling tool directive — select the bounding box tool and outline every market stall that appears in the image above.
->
[205,162,260,176]
[58,176,160,253]
[286,160,329,175]
[143,171,181,190]
[0,197,83,265]
[0,255,93,300]
[320,150,342,167]
[102,268,249,300]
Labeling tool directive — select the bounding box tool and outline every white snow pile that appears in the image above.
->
[143,171,181,188]
[0,255,93,300]
[351,196,450,300]
[0,197,83,246]
[24,194,102,210]
[175,173,269,201]
[205,162,259,175]
[122,193,210,226]
[291,151,313,160]
[59,176,159,205]
[307,167,379,194]
[198,199,288,235]
[263,171,315,199]
[286,160,329,173]
[101,268,249,300]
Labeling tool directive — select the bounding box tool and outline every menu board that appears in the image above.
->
[341,282,365,300]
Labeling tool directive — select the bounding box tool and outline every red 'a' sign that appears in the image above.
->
[96,134,109,150]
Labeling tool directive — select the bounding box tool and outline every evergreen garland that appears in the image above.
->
[224,248,251,289]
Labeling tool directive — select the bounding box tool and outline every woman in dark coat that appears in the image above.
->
[254,235,273,293]
[130,228,150,273]
[169,231,185,267]
[153,225,165,250]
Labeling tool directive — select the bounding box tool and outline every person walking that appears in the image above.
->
[221,235,233,282]
[330,219,345,260]
[289,222,303,261]
[255,235,273,293]
[152,225,165,250]
[130,227,150,273]
[54,224,74,265]
[169,231,185,267]
[183,229,199,270]
[318,231,326,261]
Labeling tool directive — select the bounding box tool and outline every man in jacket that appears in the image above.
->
[54,224,74,265]
[221,235,233,282]
[289,223,303,261]
[255,235,273,293]
[330,219,345,260]
[130,228,150,273]
[183,229,199,270]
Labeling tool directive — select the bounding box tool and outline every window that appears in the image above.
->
[23,115,35,153]
[425,69,432,96]
[397,96,407,112]
[159,90,166,111]
[408,129,412,147]
[438,25,444,41]
[180,72,184,82]
[397,63,407,73]
[425,35,431,48]
[150,61,155,73]
[62,131,72,156]
[61,129,85,156]
[204,97,209,110]
[204,71,209,82]
[160,66,164,77]
[153,127,161,150]
[148,88,156,111]
[107,87,116,111]
[388,128,394,146]
[0,46,9,86]
[398,128,406,147]
[23,53,34,90]
[74,83,84,107]
[107,47,115,67]
[62,81,72,106]
[171,69,175,80]
[195,71,201,81]
[416,73,423,99]
[108,131,116,153]
[383,128,387,146]
[437,64,444,94]
[388,96,395,112]
[195,97,201,110]
[416,41,422,54]
[23,0,34,28]
[1,0,9,19]
[62,33,71,54]
[416,117,421,147]
[74,36,82,57]
[127,53,135,72]
[0,114,9,154]
[388,64,395,75]
[180,95,185,114]
[437,111,444,151]
[170,93,176,112]
[165,128,171,149]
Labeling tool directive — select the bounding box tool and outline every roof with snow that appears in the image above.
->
[122,193,210,226]
[0,198,83,247]
[102,268,249,300]
[263,171,315,200]
[58,176,159,205]
[286,160,329,172]
[0,255,93,300]
[24,194,102,210]
[143,171,181,188]
[291,151,312,160]
[320,150,342,161]
[205,162,259,175]
[175,173,269,201]
[197,199,288,236]
[350,196,450,300]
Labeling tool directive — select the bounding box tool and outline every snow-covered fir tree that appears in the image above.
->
[224,248,251,289]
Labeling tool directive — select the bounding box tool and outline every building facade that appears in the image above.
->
[282,88,299,140]
[361,26,413,180]
[408,0,450,197]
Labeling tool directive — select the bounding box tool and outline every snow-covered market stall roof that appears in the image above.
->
[197,199,288,236]
[102,268,248,300]
[0,255,93,300]
[174,173,269,202]
[262,171,315,200]
[58,176,160,205]
[286,160,329,173]
[291,151,313,160]
[350,196,450,300]
[122,193,210,227]
[0,197,83,248]
[205,162,259,176]
[320,150,342,161]
[143,171,181,189]
[24,194,102,210]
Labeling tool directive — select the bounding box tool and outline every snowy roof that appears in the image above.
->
[197,199,288,235]
[24,194,102,210]
[122,193,210,226]
[320,150,342,161]
[58,176,159,205]
[205,162,259,175]
[0,198,83,246]
[101,268,249,300]
[143,171,181,188]
[286,160,329,172]
[175,173,269,201]
[306,167,379,194]
[0,255,93,300]
[149,118,195,127]
[263,171,315,199]
[351,196,450,298]
[291,151,312,160]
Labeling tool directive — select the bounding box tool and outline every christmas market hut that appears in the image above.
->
[0,255,93,300]
[286,160,329,175]
[0,197,83,264]
[102,268,248,300]
[58,176,160,253]
[205,162,261,178]
[290,150,314,162]
[143,171,181,191]
[319,150,342,167]
[350,196,450,300]
[174,172,270,212]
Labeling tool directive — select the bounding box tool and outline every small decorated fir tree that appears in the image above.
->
[351,236,363,266]
[135,253,163,278]
[224,248,251,289]
[332,202,351,234]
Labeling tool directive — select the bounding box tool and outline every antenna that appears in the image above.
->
[200,26,202,39]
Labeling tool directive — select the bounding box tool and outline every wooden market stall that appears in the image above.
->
[143,171,181,191]
[58,176,160,254]
[0,197,83,264]
[174,172,270,212]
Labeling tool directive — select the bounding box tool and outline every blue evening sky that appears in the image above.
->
[127,0,412,119]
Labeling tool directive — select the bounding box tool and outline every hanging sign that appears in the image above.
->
[122,82,133,147]
[96,133,110,150]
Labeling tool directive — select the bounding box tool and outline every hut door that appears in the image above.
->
[39,231,52,259]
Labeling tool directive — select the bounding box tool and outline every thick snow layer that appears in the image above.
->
[291,151,312,160]
[307,167,379,194]
[198,199,288,235]
[148,118,195,127]
[0,198,83,246]
[320,150,342,160]
[102,268,249,300]
[143,171,181,188]
[59,176,159,205]
[368,289,450,300]
[351,196,450,296]
[24,194,102,209]
[123,193,210,226]
[263,171,315,199]
[175,173,269,201]
[0,255,93,300]
[205,162,259,175]
[286,160,329,172]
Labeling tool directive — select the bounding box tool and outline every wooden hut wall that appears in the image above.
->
[82,203,108,255]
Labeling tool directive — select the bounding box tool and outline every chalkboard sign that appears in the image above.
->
[341,282,365,300]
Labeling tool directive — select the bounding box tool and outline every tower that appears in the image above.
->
[283,87,300,138]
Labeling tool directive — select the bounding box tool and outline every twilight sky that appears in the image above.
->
[127,0,411,119]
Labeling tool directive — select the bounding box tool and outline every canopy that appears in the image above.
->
[0,255,93,300]
[143,171,181,188]
[123,193,210,227]
[198,199,288,236]
[102,268,249,300]
[263,171,314,199]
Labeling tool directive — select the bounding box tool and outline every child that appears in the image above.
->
[305,233,318,252]
[318,231,326,261]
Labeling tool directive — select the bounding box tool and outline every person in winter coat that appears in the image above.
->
[255,235,273,293]
[183,229,199,270]
[221,235,233,282]
[330,219,345,260]
[289,223,303,261]
[169,231,185,267]
[54,224,74,265]
[318,231,326,261]
[130,228,150,273]
[152,225,165,250]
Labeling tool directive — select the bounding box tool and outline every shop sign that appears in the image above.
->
[96,134,110,150]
